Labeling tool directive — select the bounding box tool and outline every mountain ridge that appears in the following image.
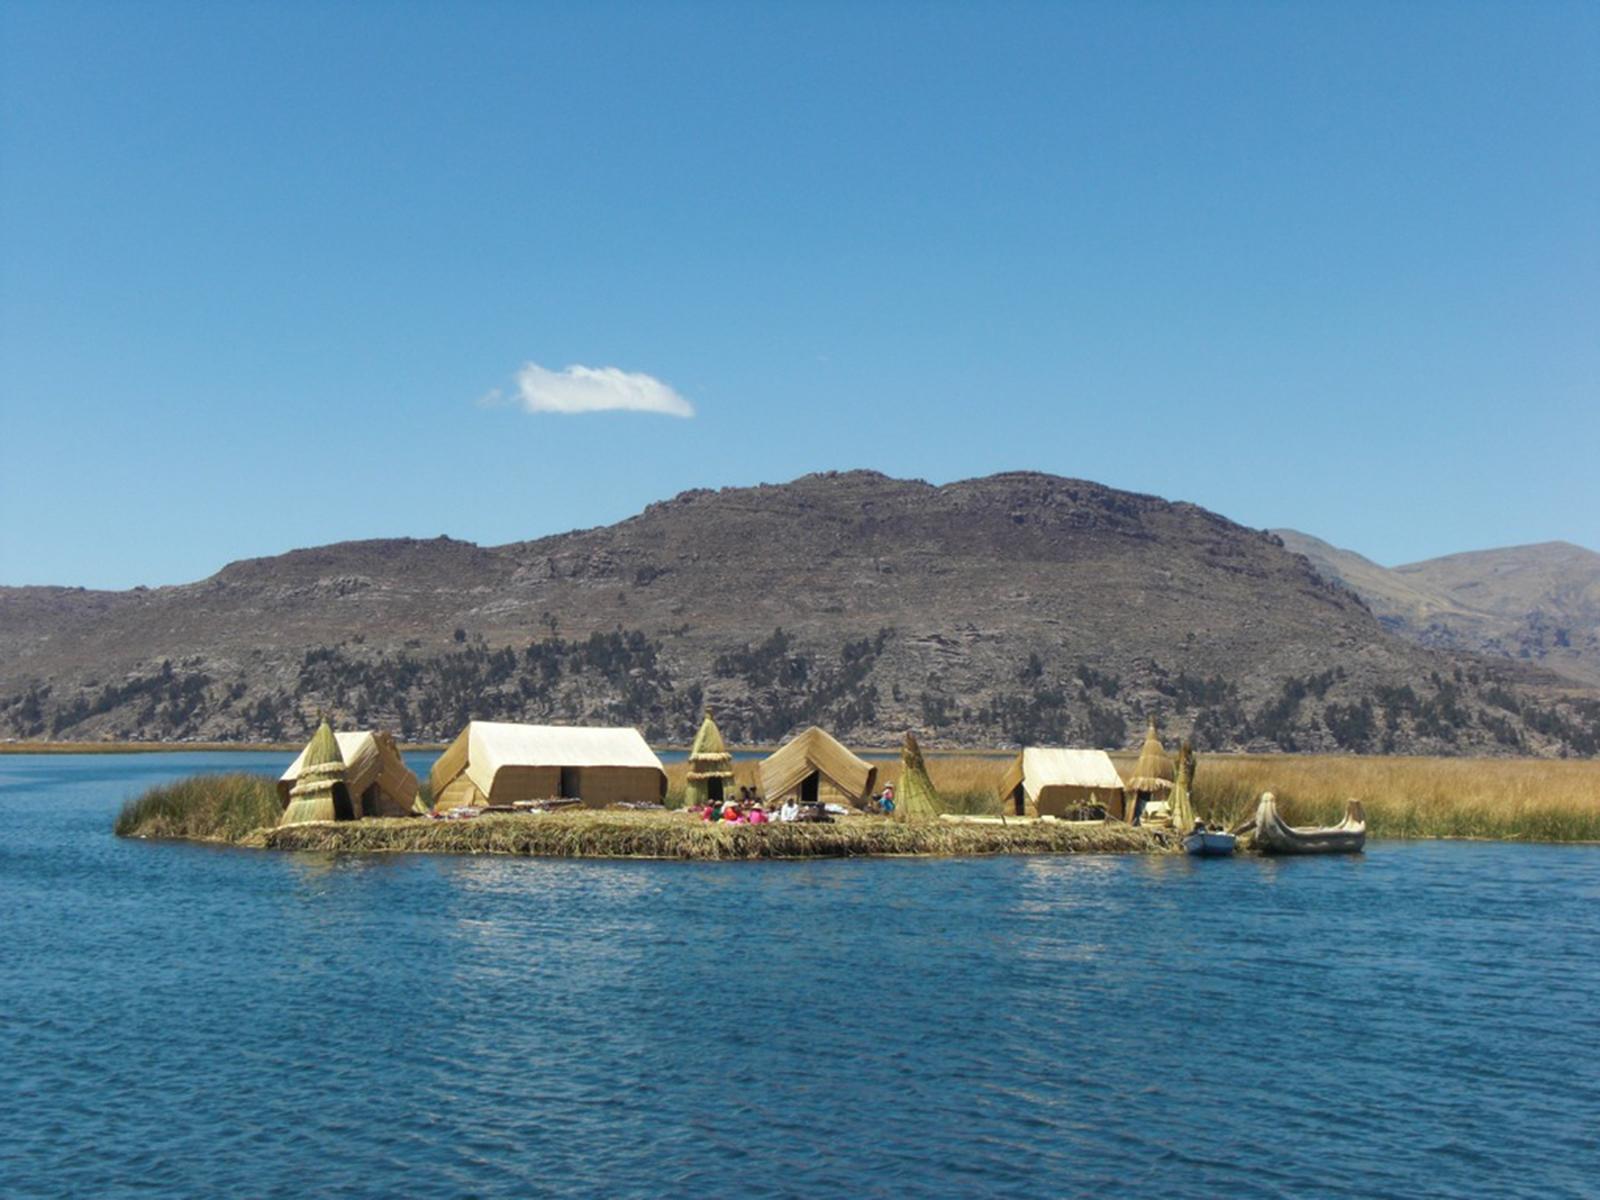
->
[1275,530,1600,689]
[4,472,1596,755]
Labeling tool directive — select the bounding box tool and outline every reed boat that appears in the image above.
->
[1234,792,1366,855]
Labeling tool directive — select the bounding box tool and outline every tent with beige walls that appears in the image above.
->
[429,721,666,810]
[997,747,1127,819]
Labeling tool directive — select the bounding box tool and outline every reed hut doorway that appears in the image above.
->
[707,777,725,803]
[331,782,355,822]
[560,767,581,800]
[800,772,820,805]
[1009,783,1026,816]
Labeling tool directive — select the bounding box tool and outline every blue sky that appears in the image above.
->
[2,1,1595,589]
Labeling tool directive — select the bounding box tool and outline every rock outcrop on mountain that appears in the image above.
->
[1276,531,1600,690]
[4,472,1596,755]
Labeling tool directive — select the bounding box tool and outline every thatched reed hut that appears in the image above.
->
[758,726,876,809]
[1123,717,1175,822]
[997,748,1127,819]
[280,720,350,826]
[893,731,941,822]
[684,710,735,808]
[429,721,667,810]
[278,728,418,818]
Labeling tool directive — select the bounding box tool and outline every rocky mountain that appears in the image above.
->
[1275,531,1600,690]
[4,472,1597,755]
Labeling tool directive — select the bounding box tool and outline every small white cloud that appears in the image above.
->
[510,362,694,418]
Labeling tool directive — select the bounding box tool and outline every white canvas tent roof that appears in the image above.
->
[998,747,1125,807]
[439,721,666,800]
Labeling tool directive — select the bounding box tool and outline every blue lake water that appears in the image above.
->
[2,753,1597,1199]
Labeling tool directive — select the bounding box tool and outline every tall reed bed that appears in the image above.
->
[114,772,282,841]
[667,752,1600,840]
[1186,754,1600,841]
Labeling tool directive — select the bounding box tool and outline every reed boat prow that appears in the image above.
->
[1245,792,1367,855]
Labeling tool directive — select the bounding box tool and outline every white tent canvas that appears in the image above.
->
[997,747,1127,819]
[430,721,667,809]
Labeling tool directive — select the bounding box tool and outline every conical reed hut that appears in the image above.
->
[893,731,941,822]
[1169,738,1196,830]
[684,709,736,808]
[1122,716,1174,824]
[280,719,352,826]
[278,728,418,818]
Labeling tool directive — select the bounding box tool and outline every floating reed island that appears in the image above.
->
[112,715,1600,854]
[114,774,1166,858]
[252,810,1165,859]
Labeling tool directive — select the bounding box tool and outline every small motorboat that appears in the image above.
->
[1181,821,1237,857]
[1235,792,1366,855]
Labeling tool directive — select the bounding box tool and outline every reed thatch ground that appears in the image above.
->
[112,773,1161,856]
[251,810,1165,858]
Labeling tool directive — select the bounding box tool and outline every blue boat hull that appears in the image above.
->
[1182,830,1237,857]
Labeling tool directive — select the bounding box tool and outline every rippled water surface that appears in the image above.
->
[3,753,1598,1198]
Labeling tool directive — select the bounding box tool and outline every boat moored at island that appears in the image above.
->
[1181,823,1237,856]
[1237,792,1367,855]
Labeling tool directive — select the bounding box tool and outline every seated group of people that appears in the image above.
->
[697,786,832,824]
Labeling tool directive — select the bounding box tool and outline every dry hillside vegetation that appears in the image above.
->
[8,472,1599,754]
[1278,530,1600,689]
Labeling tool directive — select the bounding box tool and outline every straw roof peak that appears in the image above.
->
[302,719,345,770]
[1124,716,1175,793]
[689,710,730,758]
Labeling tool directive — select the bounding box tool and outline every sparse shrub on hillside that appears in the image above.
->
[12,623,1600,757]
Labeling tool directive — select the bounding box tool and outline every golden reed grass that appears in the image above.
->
[1181,754,1600,842]
[114,773,282,841]
[117,752,1600,849]
[665,752,1600,840]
